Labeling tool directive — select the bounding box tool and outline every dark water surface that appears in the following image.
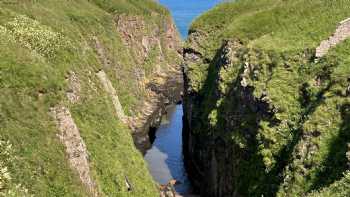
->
[159,0,223,38]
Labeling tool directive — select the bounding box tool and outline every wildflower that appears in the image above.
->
[4,15,71,58]
[0,138,30,196]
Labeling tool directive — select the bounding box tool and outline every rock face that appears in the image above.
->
[116,14,163,64]
[115,13,183,153]
[182,1,350,197]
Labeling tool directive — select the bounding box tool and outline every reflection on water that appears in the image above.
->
[144,105,192,194]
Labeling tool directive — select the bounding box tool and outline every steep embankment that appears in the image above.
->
[183,0,350,196]
[0,0,182,196]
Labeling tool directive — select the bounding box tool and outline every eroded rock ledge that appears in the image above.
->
[50,106,98,196]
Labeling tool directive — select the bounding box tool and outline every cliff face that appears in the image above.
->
[0,0,182,196]
[183,1,350,196]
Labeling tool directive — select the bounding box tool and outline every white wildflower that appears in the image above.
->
[0,138,31,196]
[5,14,71,58]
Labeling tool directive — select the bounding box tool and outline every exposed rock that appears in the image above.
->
[130,72,184,153]
[134,67,147,91]
[113,14,183,153]
[124,175,133,191]
[160,182,176,197]
[96,70,128,124]
[93,36,111,68]
[66,71,81,104]
[115,14,163,64]
[50,106,98,196]
[159,179,199,197]
[183,48,202,62]
[164,18,182,53]
[316,18,350,57]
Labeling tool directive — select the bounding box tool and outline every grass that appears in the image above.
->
[184,0,350,196]
[188,0,350,58]
[0,0,180,196]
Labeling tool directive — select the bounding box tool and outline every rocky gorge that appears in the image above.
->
[1,0,350,197]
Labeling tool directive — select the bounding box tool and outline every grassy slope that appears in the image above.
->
[185,0,350,196]
[189,0,350,56]
[0,0,177,196]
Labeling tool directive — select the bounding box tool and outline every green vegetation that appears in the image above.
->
[188,0,350,57]
[0,0,180,196]
[184,0,350,196]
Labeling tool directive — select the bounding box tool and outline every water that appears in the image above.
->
[159,0,223,38]
[144,105,192,194]
[144,0,223,194]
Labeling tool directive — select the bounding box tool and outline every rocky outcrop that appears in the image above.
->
[50,106,98,196]
[66,71,81,104]
[130,69,183,153]
[160,180,200,197]
[164,18,182,53]
[316,18,350,57]
[114,13,183,152]
[96,70,128,124]
[93,36,111,69]
[116,14,163,65]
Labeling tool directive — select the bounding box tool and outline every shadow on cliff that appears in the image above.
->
[262,79,335,195]
[185,41,282,196]
[184,40,346,196]
[309,103,350,191]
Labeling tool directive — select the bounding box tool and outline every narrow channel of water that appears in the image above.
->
[144,0,223,195]
[144,105,191,194]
